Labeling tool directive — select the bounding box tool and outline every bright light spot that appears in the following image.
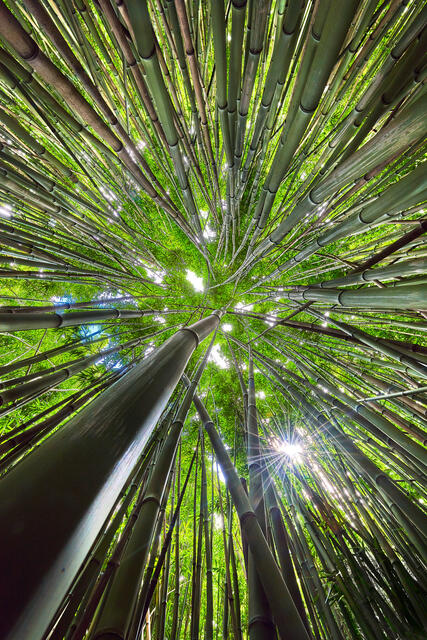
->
[186,269,204,292]
[213,512,224,530]
[203,224,216,240]
[50,295,72,305]
[234,301,254,311]
[0,203,13,218]
[267,314,277,326]
[200,210,208,219]
[80,324,102,340]
[146,268,164,284]
[154,315,165,324]
[222,323,232,332]
[256,390,265,399]
[144,343,155,356]
[273,439,304,463]
[213,459,226,483]
[209,343,228,368]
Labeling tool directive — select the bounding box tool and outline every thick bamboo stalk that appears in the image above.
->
[0,307,170,331]
[0,312,220,640]
[264,482,312,636]
[91,330,218,639]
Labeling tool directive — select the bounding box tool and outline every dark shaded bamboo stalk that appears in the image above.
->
[0,312,220,640]
[192,392,311,640]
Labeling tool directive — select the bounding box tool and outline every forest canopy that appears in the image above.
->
[0,1,426,640]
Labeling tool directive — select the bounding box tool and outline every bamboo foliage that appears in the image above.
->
[0,2,426,640]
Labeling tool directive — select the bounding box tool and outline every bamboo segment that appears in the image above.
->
[0,312,220,640]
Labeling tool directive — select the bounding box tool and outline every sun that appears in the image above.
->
[272,438,304,463]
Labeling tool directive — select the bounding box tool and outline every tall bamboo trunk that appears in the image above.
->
[0,312,221,640]
[247,352,276,640]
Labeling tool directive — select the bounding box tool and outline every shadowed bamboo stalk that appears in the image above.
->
[91,329,218,639]
[45,434,159,640]
[0,307,171,331]
[246,348,275,640]
[0,311,220,640]
[192,391,311,640]
[131,444,197,638]
[264,480,312,636]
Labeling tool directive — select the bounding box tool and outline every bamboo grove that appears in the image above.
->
[0,0,425,638]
